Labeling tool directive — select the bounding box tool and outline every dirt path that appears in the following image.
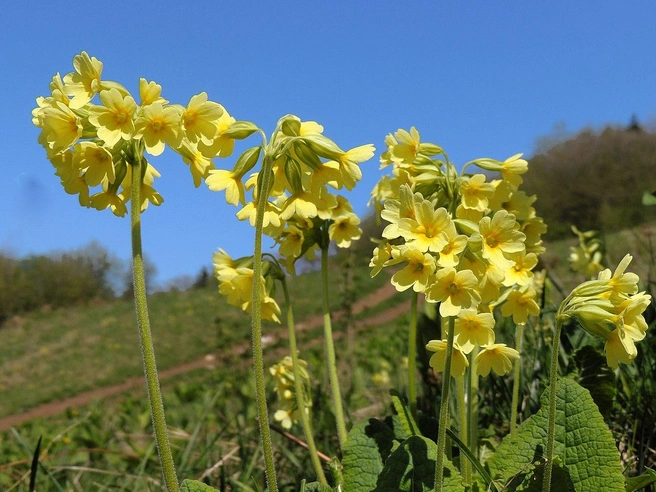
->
[0,282,407,431]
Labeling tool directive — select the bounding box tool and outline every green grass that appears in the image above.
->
[0,255,385,419]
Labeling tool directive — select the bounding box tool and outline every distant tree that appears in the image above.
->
[523,125,656,239]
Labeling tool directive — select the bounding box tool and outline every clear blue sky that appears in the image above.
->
[1,2,655,287]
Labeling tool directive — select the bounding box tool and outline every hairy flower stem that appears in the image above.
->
[252,154,279,492]
[130,154,179,492]
[510,323,524,436]
[434,317,456,492]
[281,279,327,484]
[321,246,348,446]
[468,345,479,461]
[543,319,563,492]
[457,376,471,485]
[408,291,419,418]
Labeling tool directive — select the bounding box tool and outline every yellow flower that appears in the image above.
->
[63,51,103,109]
[177,140,216,188]
[205,168,245,204]
[397,201,454,253]
[437,234,468,268]
[139,78,168,106]
[278,225,305,258]
[471,210,526,269]
[499,153,528,188]
[390,247,436,293]
[454,309,496,353]
[426,339,469,377]
[88,88,137,147]
[279,192,323,221]
[336,144,375,190]
[38,102,83,154]
[89,188,127,217]
[236,200,283,229]
[134,103,182,156]
[73,142,115,187]
[522,216,547,255]
[181,92,224,144]
[475,344,520,376]
[459,174,495,211]
[425,267,481,317]
[597,254,639,301]
[390,127,421,165]
[329,213,362,248]
[198,108,236,158]
[502,190,536,222]
[381,184,421,239]
[502,251,538,287]
[500,287,540,323]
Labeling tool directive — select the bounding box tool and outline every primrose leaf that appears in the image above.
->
[487,378,624,491]
[180,479,221,492]
[373,435,464,492]
[342,418,396,491]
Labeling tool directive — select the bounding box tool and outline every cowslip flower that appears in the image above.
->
[453,309,496,353]
[475,344,520,376]
[426,339,469,377]
[134,103,183,156]
[73,142,116,187]
[390,247,436,293]
[425,267,481,317]
[500,286,540,324]
[459,174,495,211]
[63,51,103,109]
[88,88,137,147]
[397,201,454,253]
[329,212,362,248]
[470,210,526,269]
[37,103,83,154]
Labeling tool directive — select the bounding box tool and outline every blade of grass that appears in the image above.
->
[29,436,42,492]
[444,427,498,492]
[10,428,65,492]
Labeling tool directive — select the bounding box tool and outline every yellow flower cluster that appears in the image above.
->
[558,254,651,367]
[207,114,374,274]
[33,51,250,216]
[213,249,282,323]
[370,128,547,376]
[569,225,606,278]
[269,355,312,429]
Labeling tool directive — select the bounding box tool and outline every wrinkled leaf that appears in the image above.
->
[572,345,616,420]
[625,468,656,492]
[301,480,334,492]
[374,435,464,492]
[487,378,624,491]
[342,418,396,491]
[181,479,221,492]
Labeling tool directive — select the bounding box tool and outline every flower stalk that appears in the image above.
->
[281,278,327,484]
[251,153,279,492]
[510,323,524,436]
[321,244,348,446]
[130,151,179,492]
[408,291,419,417]
[543,319,563,492]
[434,316,456,492]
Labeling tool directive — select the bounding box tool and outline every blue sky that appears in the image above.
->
[1,2,655,287]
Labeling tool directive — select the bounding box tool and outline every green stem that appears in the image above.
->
[456,375,471,485]
[510,323,524,436]
[130,154,179,492]
[543,319,563,492]
[468,345,479,461]
[251,155,279,492]
[434,317,455,492]
[408,291,419,418]
[281,278,327,484]
[321,246,348,446]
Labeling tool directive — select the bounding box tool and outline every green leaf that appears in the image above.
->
[487,378,624,491]
[180,479,221,492]
[301,480,334,492]
[342,418,396,492]
[373,435,464,491]
[642,190,656,206]
[625,468,656,492]
[390,390,420,439]
[572,345,616,420]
